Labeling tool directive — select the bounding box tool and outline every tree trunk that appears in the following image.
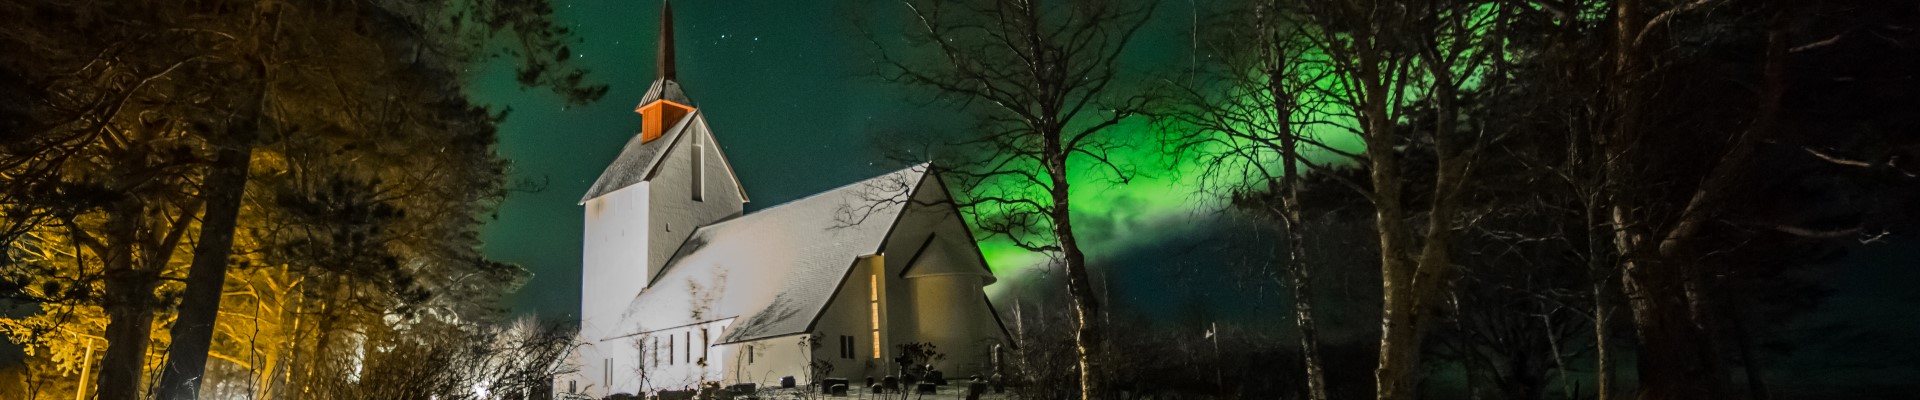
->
[1049,154,1105,400]
[1282,220,1328,398]
[156,57,265,400]
[1608,0,1794,396]
[1608,0,1717,397]
[1275,127,1329,400]
[1617,255,1717,400]
[1586,184,1613,400]
[1263,15,1330,398]
[1592,276,1612,400]
[96,202,156,400]
[1374,55,1470,400]
[1357,45,1419,399]
[1281,204,1330,400]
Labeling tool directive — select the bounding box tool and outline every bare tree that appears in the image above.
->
[1155,1,1364,398]
[860,1,1157,398]
[1285,0,1509,398]
[1600,0,1791,397]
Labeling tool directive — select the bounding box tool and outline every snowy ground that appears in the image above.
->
[744,386,1013,400]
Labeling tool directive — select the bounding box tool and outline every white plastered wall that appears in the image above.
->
[718,335,813,388]
[646,117,745,282]
[627,318,734,391]
[578,182,652,397]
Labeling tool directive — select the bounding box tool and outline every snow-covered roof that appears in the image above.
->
[579,109,694,203]
[608,164,933,344]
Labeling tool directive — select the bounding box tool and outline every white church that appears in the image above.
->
[562,1,1012,397]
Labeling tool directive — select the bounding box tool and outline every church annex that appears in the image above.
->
[565,1,1012,397]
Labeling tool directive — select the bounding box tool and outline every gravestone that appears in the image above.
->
[821,378,849,394]
[960,380,990,400]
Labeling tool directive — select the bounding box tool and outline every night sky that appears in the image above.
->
[469,0,1222,319]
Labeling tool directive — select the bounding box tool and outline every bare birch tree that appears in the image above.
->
[861,1,1157,398]
[1285,0,1509,398]
[1156,1,1360,398]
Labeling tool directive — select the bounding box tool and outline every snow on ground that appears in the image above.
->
[740,386,1014,400]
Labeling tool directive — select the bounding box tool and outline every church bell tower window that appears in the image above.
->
[692,130,705,201]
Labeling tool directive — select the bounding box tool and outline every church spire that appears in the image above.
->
[657,0,675,81]
[635,0,694,144]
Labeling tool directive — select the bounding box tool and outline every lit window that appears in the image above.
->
[870,278,881,358]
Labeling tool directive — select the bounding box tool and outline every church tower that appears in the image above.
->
[576,1,746,393]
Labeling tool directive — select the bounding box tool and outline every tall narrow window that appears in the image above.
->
[700,328,709,362]
[667,335,674,366]
[685,331,692,363]
[992,344,1004,371]
[691,132,705,201]
[870,277,881,358]
[748,346,755,364]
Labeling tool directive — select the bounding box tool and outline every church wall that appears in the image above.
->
[646,118,745,283]
[907,274,996,373]
[810,257,888,382]
[579,182,653,398]
[870,174,1010,379]
[720,336,812,388]
[875,176,953,347]
[629,318,734,392]
[582,183,654,337]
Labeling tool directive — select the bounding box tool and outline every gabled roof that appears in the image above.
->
[606,164,935,343]
[578,109,748,203]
